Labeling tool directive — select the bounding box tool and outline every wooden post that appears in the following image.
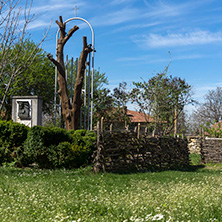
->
[145,127,148,136]
[97,121,100,148]
[110,123,113,134]
[137,123,140,139]
[152,129,155,137]
[101,117,104,133]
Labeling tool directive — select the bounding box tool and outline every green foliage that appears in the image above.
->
[0,120,96,169]
[189,153,202,165]
[71,129,96,149]
[47,142,92,169]
[203,122,222,138]
[23,126,72,166]
[23,126,96,168]
[93,87,114,123]
[131,67,192,135]
[112,81,129,107]
[0,39,55,120]
[0,120,29,165]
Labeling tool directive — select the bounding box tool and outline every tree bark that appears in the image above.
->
[72,37,92,130]
[47,16,91,130]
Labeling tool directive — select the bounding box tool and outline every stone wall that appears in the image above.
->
[202,138,222,163]
[187,136,202,154]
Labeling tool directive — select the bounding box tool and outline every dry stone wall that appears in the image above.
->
[187,136,202,154]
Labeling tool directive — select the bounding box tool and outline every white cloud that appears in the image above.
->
[143,0,213,19]
[110,0,134,5]
[132,31,222,48]
[113,22,161,33]
[117,53,207,64]
[27,20,53,30]
[90,7,139,26]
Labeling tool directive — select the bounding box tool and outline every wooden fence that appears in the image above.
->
[202,137,222,163]
[93,121,190,173]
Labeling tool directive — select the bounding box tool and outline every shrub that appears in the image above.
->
[23,126,96,168]
[47,142,92,169]
[70,129,96,163]
[0,120,29,165]
[23,126,72,165]
[71,129,96,149]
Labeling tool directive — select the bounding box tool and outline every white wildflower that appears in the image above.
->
[152,214,164,221]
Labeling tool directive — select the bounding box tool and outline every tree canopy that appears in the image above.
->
[131,69,193,135]
[0,39,55,119]
[0,0,49,114]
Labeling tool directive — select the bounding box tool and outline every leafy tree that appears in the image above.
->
[93,70,113,121]
[0,0,49,114]
[112,82,129,107]
[111,82,130,127]
[131,68,193,135]
[93,87,113,124]
[0,39,55,120]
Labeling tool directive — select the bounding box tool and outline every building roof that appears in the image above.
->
[126,110,154,123]
[211,121,222,129]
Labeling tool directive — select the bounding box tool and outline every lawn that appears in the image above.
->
[0,158,222,221]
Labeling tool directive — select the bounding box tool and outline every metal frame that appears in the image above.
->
[54,17,95,130]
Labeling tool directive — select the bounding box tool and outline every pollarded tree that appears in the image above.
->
[47,16,92,130]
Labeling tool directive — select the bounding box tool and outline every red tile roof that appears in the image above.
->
[211,121,222,129]
[127,110,154,123]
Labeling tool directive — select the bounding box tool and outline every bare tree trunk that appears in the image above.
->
[47,16,92,130]
[72,37,92,130]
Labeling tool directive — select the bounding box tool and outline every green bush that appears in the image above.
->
[23,126,72,166]
[0,120,29,165]
[0,121,96,169]
[190,153,202,165]
[71,129,96,149]
[47,142,92,169]
[23,126,96,168]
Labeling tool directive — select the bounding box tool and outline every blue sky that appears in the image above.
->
[25,0,222,112]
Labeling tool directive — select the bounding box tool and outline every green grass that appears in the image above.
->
[189,153,202,165]
[0,164,222,222]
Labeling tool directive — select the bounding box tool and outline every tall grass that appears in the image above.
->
[0,165,222,221]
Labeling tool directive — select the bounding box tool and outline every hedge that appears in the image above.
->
[0,121,96,169]
[0,120,29,165]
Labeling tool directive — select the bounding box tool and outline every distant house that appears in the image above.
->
[205,121,222,137]
[211,121,222,129]
[126,110,154,124]
[99,108,154,131]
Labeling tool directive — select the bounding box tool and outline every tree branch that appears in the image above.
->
[47,53,64,76]
[63,26,79,45]
[56,16,66,38]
